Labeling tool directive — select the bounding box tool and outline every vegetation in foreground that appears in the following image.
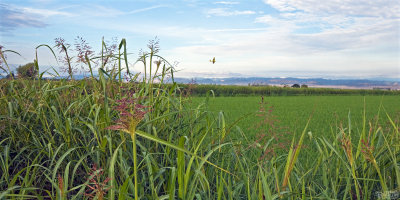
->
[0,38,399,199]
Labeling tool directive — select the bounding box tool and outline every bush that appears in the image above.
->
[301,84,308,88]
[180,84,399,96]
[17,62,37,79]
[291,83,300,88]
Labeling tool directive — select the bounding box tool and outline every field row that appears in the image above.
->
[179,84,400,96]
[191,96,400,153]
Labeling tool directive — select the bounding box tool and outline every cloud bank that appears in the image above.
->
[0,3,74,32]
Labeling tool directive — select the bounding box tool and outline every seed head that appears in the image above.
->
[106,96,150,135]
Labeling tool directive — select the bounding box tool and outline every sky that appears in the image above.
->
[1,0,399,79]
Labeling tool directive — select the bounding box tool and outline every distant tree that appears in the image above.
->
[291,84,300,88]
[301,84,308,88]
[17,62,37,79]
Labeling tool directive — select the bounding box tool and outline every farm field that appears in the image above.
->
[190,96,400,168]
[191,96,400,141]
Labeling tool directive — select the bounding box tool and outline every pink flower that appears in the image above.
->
[106,96,150,134]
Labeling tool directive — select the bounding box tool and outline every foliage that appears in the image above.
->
[291,83,300,88]
[16,62,37,79]
[0,38,399,199]
[178,84,400,96]
[54,36,118,79]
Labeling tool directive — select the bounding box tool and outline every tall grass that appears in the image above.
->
[1,38,399,199]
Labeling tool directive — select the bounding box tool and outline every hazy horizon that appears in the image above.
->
[1,0,399,79]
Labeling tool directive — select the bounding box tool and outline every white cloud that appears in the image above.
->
[214,1,240,5]
[86,5,125,17]
[84,4,167,17]
[254,15,294,28]
[255,0,400,52]
[291,18,399,51]
[264,0,400,18]
[20,6,73,18]
[91,17,397,78]
[207,8,255,17]
[262,0,400,31]
[3,0,398,79]
[161,21,399,79]
[263,0,296,12]
[128,5,168,14]
[254,15,275,23]
[0,3,73,31]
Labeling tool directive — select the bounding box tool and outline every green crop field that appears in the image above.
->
[190,96,400,168]
[191,96,400,140]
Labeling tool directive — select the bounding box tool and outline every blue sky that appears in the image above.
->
[1,0,399,79]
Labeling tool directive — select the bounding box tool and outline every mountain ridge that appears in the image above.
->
[173,77,400,90]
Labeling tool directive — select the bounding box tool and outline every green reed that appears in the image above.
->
[0,38,399,199]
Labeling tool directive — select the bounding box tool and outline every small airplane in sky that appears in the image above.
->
[210,57,215,64]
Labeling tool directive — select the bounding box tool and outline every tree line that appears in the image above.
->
[178,84,400,96]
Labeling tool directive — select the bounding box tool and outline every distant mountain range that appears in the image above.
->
[2,63,399,89]
[173,77,400,90]
[1,73,398,89]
